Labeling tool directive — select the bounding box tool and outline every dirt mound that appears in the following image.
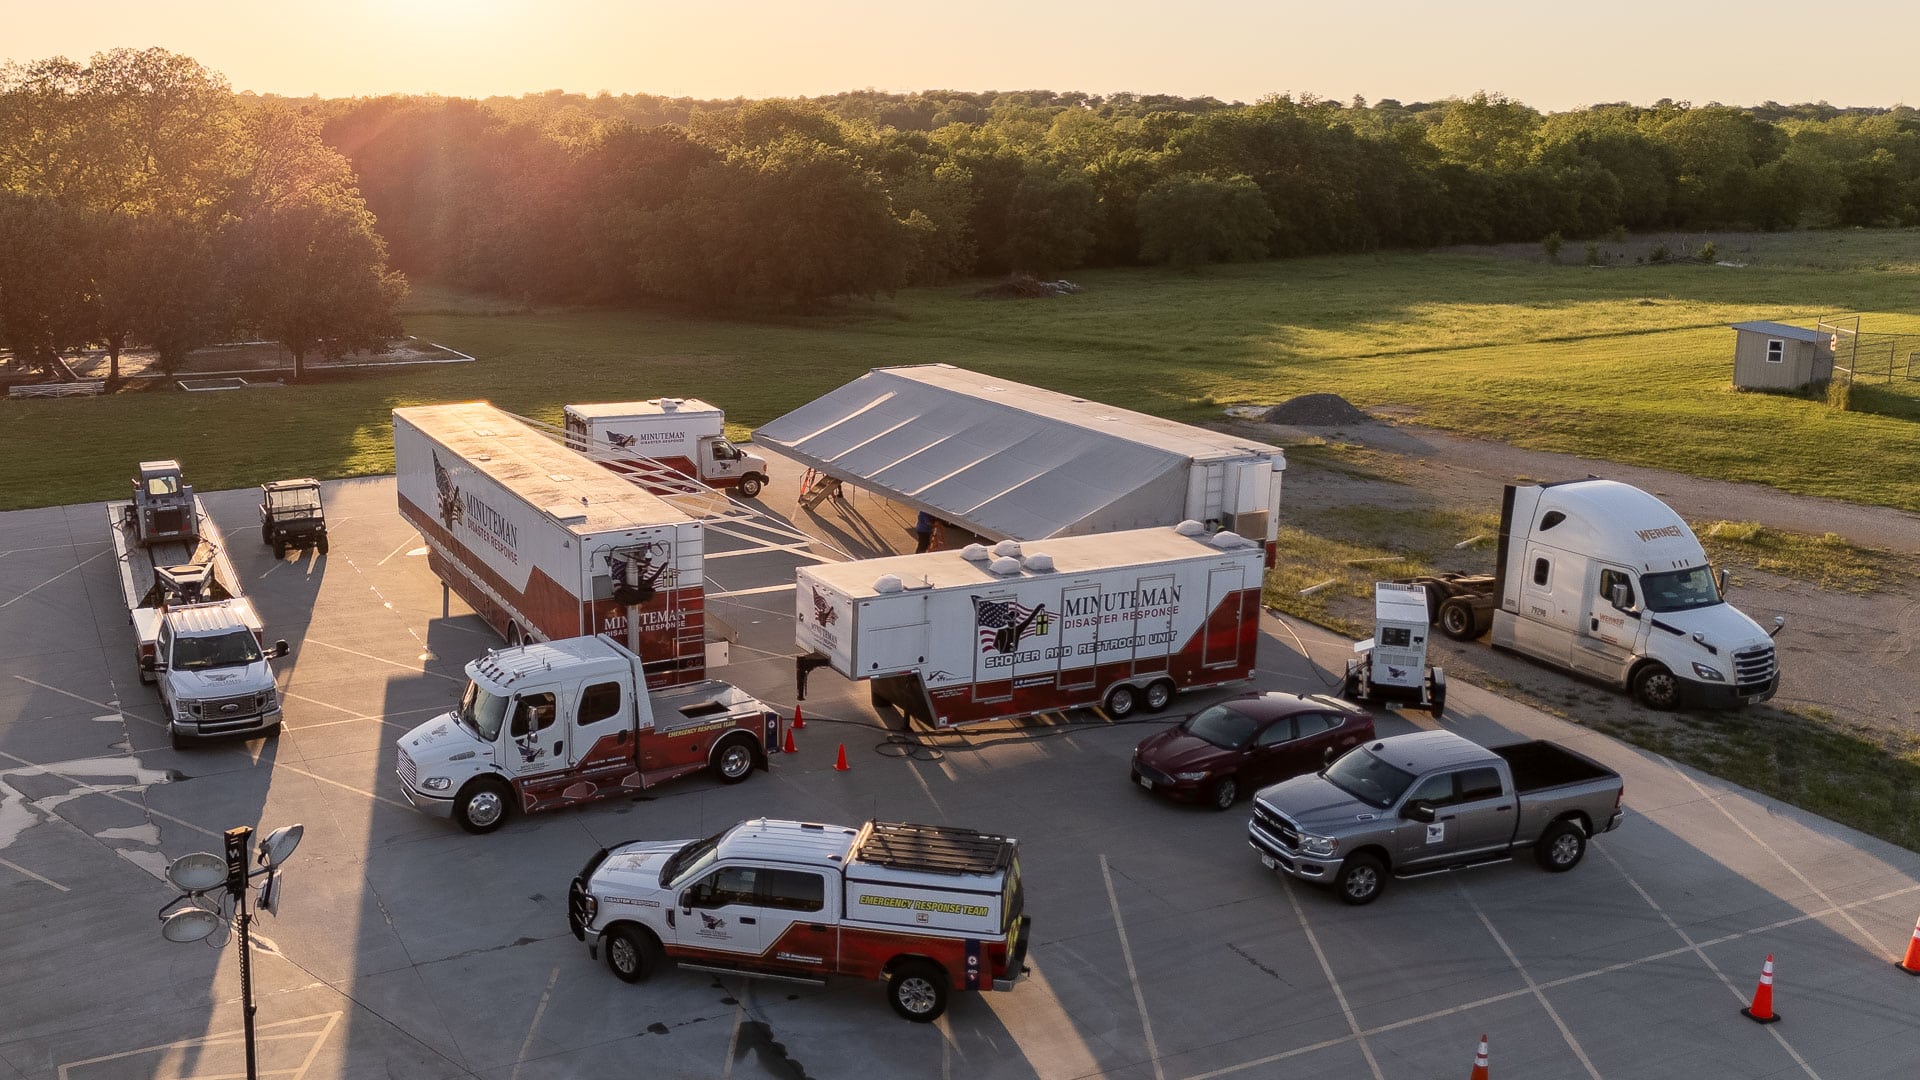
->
[971,276,1084,300]
[1263,393,1371,426]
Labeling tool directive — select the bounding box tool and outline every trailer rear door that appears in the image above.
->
[1057,584,1102,692]
[1129,573,1176,678]
[1203,565,1247,669]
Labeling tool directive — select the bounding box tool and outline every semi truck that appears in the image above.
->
[1248,729,1625,905]
[1407,480,1782,710]
[396,634,780,834]
[394,402,710,687]
[108,460,288,749]
[795,522,1266,727]
[564,398,772,497]
[568,818,1030,1022]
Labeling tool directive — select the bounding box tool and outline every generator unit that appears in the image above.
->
[1342,582,1446,718]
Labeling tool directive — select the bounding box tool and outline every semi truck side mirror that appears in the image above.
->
[1609,583,1631,610]
[1770,615,1786,638]
[273,640,290,658]
[1402,800,1436,823]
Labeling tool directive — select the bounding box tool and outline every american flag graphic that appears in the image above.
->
[973,595,1048,653]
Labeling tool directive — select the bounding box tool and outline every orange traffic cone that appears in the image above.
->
[1897,915,1920,975]
[1741,954,1781,1023]
[792,704,806,730]
[782,725,797,755]
[1468,1033,1489,1080]
[834,743,850,771]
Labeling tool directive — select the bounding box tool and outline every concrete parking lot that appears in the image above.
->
[4,472,1920,1080]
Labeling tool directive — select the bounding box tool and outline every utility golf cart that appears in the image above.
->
[259,479,327,558]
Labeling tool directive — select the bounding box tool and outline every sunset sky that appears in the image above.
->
[7,0,1915,111]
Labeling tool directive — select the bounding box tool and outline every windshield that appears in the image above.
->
[1323,747,1418,809]
[457,681,511,741]
[1641,566,1722,613]
[267,490,320,515]
[1182,704,1258,749]
[172,630,262,671]
[660,830,728,888]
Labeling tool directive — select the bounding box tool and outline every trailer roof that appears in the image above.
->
[394,402,693,535]
[798,525,1258,597]
[754,365,1283,542]
[565,398,722,420]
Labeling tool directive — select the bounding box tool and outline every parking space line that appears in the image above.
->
[508,965,560,1080]
[12,675,167,730]
[0,748,220,841]
[0,548,107,608]
[709,583,798,599]
[272,762,414,811]
[721,998,745,1080]
[1458,882,1600,1079]
[375,532,424,567]
[1597,844,1824,1080]
[0,855,69,891]
[1280,876,1385,1080]
[300,638,462,681]
[1179,1033,1358,1080]
[1100,854,1165,1080]
[57,1011,340,1080]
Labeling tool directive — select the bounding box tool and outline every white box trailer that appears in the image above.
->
[563,398,772,497]
[394,402,710,687]
[796,523,1266,726]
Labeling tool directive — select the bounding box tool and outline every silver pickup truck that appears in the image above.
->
[1247,729,1623,904]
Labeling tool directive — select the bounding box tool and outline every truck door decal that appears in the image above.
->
[1426,822,1446,845]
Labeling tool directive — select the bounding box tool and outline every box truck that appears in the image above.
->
[795,522,1266,727]
[1408,480,1782,710]
[394,402,709,687]
[564,398,771,497]
[108,460,289,748]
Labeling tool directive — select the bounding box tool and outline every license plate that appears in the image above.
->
[1743,694,1763,705]
[1260,855,1277,870]
[1139,777,1152,790]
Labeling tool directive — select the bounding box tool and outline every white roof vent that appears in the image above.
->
[1210,531,1249,549]
[1023,552,1056,572]
[992,540,1023,558]
[659,398,681,411]
[989,556,1024,575]
[1175,519,1207,536]
[872,574,904,593]
[546,504,588,525]
[961,543,992,561]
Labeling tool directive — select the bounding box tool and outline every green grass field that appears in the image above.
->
[4,231,1918,511]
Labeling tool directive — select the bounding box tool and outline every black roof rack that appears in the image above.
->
[854,821,1015,876]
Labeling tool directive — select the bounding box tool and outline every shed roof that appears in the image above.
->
[1730,322,1824,343]
[753,364,1284,541]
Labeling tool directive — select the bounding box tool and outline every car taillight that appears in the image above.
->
[1616,783,1624,808]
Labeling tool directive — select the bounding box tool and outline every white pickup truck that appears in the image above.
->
[567,818,1031,1021]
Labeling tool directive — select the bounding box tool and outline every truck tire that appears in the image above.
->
[1426,668,1446,720]
[1210,776,1238,811]
[1339,661,1362,702]
[711,736,756,784]
[1143,679,1176,712]
[605,924,663,984]
[317,534,329,555]
[506,622,524,648]
[1631,663,1682,710]
[260,523,273,546]
[454,778,511,835]
[1104,684,1138,719]
[273,538,287,559]
[887,960,949,1023]
[1535,819,1587,872]
[737,474,764,498]
[1335,853,1387,905]
[1438,599,1479,641]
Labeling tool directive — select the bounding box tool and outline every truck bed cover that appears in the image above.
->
[852,821,1016,877]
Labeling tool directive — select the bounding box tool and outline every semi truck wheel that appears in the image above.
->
[1535,820,1587,872]
[737,474,764,498]
[712,737,755,783]
[887,960,949,1022]
[1437,599,1479,641]
[1143,679,1175,712]
[605,925,663,983]
[1104,684,1138,719]
[454,778,511,834]
[1631,663,1682,710]
[1335,853,1387,905]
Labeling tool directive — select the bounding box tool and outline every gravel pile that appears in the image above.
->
[1262,394,1371,426]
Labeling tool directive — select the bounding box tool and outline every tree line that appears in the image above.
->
[0,49,404,381]
[6,50,1919,372]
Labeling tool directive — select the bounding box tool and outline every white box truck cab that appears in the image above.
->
[397,635,780,834]
[1491,480,1781,710]
[568,819,1030,1022]
[564,398,771,497]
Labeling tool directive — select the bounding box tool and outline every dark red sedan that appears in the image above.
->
[1131,692,1376,811]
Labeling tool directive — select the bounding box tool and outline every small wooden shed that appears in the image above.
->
[1730,321,1834,390]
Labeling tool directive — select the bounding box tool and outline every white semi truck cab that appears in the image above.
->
[1489,480,1781,710]
[564,398,771,497]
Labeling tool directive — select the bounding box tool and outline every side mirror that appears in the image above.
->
[1770,615,1786,639]
[1323,746,1337,766]
[1609,582,1631,610]
[1717,568,1731,596]
[1402,800,1436,823]
[273,640,290,658]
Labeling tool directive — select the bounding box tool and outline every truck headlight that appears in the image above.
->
[423,777,452,791]
[184,701,203,718]
[1173,770,1210,782]
[1298,834,1338,857]
[1691,663,1725,681]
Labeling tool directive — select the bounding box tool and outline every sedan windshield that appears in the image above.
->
[1182,704,1258,749]
[1641,567,1722,612]
[1323,748,1417,809]
[457,681,511,741]
[172,630,263,671]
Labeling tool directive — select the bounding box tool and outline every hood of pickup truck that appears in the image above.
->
[168,665,273,699]
[1254,774,1384,833]
[592,839,694,897]
[398,711,488,769]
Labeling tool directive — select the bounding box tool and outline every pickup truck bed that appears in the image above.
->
[1491,741,1614,794]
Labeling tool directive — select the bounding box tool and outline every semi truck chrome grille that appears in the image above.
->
[1732,645,1776,688]
[397,749,418,788]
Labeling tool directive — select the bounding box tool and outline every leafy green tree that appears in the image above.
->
[1136,174,1276,267]
[1001,164,1098,276]
[1427,92,1541,172]
[0,194,92,376]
